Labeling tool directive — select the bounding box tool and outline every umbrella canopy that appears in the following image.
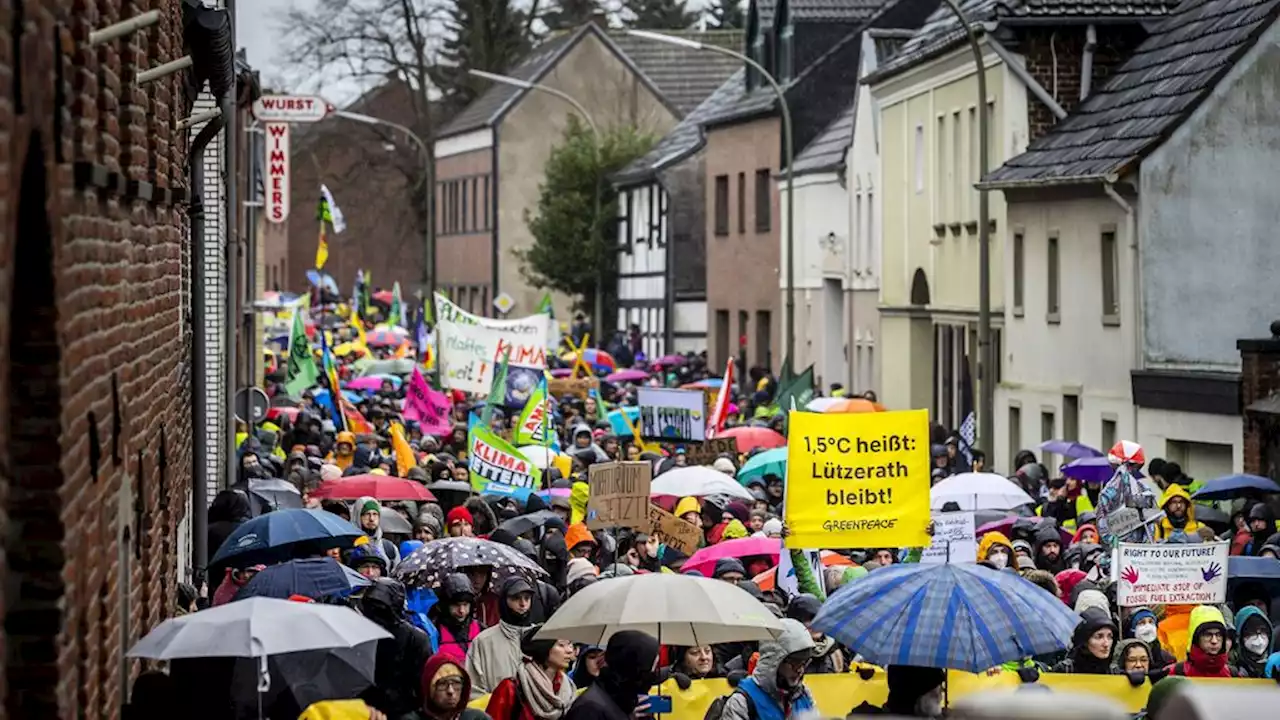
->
[129,597,390,660]
[682,378,723,390]
[394,536,548,589]
[345,375,401,392]
[737,447,787,486]
[681,536,782,577]
[535,572,784,646]
[812,563,1078,672]
[805,397,844,412]
[517,446,562,469]
[367,327,409,347]
[653,355,687,367]
[605,369,649,383]
[497,509,567,537]
[358,358,416,377]
[549,367,574,378]
[930,472,1034,511]
[561,348,616,373]
[1192,474,1280,501]
[266,407,301,425]
[374,507,413,535]
[717,426,786,453]
[242,478,305,515]
[976,517,1072,547]
[235,558,371,601]
[1107,440,1145,466]
[1061,457,1147,484]
[820,398,886,414]
[1039,439,1103,460]
[211,509,362,572]
[651,466,755,501]
[312,475,436,501]
[1228,556,1280,598]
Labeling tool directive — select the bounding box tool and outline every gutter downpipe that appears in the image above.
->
[189,114,226,581]
[1081,24,1097,100]
[1103,179,1140,440]
[985,37,1068,120]
[223,0,240,490]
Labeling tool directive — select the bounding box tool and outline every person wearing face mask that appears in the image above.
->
[976,532,1014,570]
[717,618,816,720]
[1232,605,1275,677]
[1126,607,1176,667]
[564,630,661,720]
[1052,607,1118,674]
[466,576,538,699]
[1166,605,1233,677]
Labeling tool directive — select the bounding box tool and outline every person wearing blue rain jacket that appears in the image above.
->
[721,618,816,720]
[400,539,441,651]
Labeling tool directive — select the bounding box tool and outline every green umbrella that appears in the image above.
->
[737,447,787,486]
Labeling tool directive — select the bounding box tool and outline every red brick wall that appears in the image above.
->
[0,2,193,717]
[1239,329,1280,477]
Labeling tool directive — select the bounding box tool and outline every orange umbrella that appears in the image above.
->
[751,551,854,591]
[821,398,886,414]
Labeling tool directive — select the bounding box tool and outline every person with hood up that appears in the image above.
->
[346,538,391,579]
[1111,638,1153,686]
[435,573,483,665]
[361,578,434,717]
[571,646,605,689]
[1153,485,1203,541]
[1241,503,1278,555]
[568,423,608,462]
[212,563,265,607]
[976,532,1014,569]
[849,664,945,717]
[563,630,661,720]
[485,627,577,720]
[398,653,491,720]
[1233,605,1274,678]
[784,594,845,674]
[466,576,538,699]
[1032,525,1066,574]
[1166,605,1233,677]
[1072,524,1100,546]
[1051,607,1118,674]
[563,523,598,562]
[207,489,253,560]
[718,618,816,720]
[1126,607,1176,667]
[355,497,402,568]
[331,431,358,472]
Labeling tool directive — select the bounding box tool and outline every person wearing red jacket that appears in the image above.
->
[1167,605,1234,677]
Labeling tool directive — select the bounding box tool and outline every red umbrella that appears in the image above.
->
[718,426,786,453]
[311,475,436,501]
[266,406,300,424]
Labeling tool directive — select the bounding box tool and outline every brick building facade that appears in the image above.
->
[1239,321,1280,481]
[0,2,198,716]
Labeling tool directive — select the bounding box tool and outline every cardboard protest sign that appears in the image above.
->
[648,505,703,555]
[1106,507,1165,539]
[468,425,542,497]
[920,512,976,564]
[685,437,738,466]
[586,461,652,530]
[784,409,930,549]
[638,388,706,442]
[1115,541,1228,607]
[435,294,550,395]
[548,375,599,399]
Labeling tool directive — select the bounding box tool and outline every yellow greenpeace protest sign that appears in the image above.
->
[784,409,931,549]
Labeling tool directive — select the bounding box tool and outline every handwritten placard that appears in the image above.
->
[685,437,738,466]
[586,461,652,530]
[921,512,976,564]
[648,504,703,555]
[1115,541,1228,607]
[548,375,600,399]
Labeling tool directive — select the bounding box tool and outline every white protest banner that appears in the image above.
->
[637,387,706,442]
[1115,541,1228,607]
[776,548,823,595]
[920,512,976,564]
[435,294,550,395]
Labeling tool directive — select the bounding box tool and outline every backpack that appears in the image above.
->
[703,689,757,720]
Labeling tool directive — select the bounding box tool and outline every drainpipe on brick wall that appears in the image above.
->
[223,0,240,490]
[1104,179,1140,441]
[985,34,1068,120]
[1081,24,1098,101]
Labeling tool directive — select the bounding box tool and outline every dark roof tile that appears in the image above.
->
[864,0,1000,83]
[1002,0,1178,17]
[791,0,887,22]
[608,30,744,115]
[985,0,1280,186]
[791,96,857,175]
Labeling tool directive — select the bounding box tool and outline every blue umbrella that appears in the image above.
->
[1192,474,1280,501]
[210,509,362,571]
[234,557,371,600]
[607,407,640,437]
[1039,439,1103,460]
[1228,556,1280,598]
[812,563,1079,672]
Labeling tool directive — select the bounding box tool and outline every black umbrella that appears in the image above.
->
[497,509,566,538]
[241,478,304,515]
[394,536,547,589]
[1194,504,1231,532]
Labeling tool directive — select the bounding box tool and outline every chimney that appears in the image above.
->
[1237,320,1280,476]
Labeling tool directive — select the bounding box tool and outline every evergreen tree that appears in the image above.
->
[434,0,534,111]
[543,0,604,32]
[705,0,746,29]
[625,0,699,29]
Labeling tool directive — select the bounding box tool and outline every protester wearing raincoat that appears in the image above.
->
[1167,605,1234,677]
[1153,485,1204,541]
[1233,605,1275,678]
[719,618,817,720]
[976,532,1014,569]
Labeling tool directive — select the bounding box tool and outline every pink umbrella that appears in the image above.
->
[605,369,649,383]
[549,368,574,378]
[681,536,782,577]
[345,375,395,392]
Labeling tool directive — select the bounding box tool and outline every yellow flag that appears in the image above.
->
[350,305,368,349]
[315,225,329,269]
[390,422,416,477]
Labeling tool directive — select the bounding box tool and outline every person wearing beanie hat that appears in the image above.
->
[712,557,747,582]
[761,517,783,538]
[319,463,343,483]
[352,496,400,569]
[720,519,749,540]
[415,513,442,543]
[466,576,539,698]
[1074,588,1111,617]
[1011,539,1033,560]
[712,457,736,475]
[485,625,576,720]
[565,557,597,587]
[446,506,474,538]
[1144,676,1189,719]
[859,664,944,716]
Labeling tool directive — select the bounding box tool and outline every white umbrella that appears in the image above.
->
[128,597,391,661]
[535,573,785,646]
[517,445,561,468]
[931,472,1034,511]
[650,465,755,500]
[805,397,844,412]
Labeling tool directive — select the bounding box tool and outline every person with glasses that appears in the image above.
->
[401,653,490,720]
[718,618,816,720]
[1167,606,1235,677]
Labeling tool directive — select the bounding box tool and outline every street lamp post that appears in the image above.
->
[940,0,994,452]
[469,69,603,337]
[625,29,796,370]
[333,110,437,305]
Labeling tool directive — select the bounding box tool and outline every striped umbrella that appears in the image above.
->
[812,562,1078,672]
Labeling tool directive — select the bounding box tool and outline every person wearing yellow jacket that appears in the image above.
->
[1153,484,1203,541]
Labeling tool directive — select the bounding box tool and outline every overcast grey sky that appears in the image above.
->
[238,0,313,87]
